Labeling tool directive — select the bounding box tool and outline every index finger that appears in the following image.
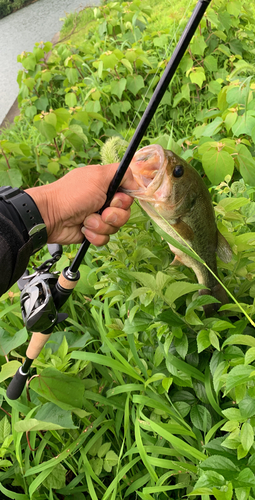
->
[120,166,139,192]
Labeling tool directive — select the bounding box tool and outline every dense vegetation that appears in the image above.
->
[0,0,35,19]
[1,0,255,498]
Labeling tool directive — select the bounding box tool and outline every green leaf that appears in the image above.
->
[174,334,188,359]
[30,368,85,410]
[100,53,119,69]
[110,78,127,99]
[143,416,205,461]
[181,82,190,102]
[110,102,121,118]
[227,1,242,17]
[91,457,103,476]
[0,327,27,356]
[89,436,102,457]
[173,92,183,108]
[222,408,242,421]
[127,272,156,290]
[212,482,233,500]
[197,329,211,353]
[218,197,249,212]
[126,74,145,95]
[217,44,231,57]
[223,334,255,349]
[98,442,111,458]
[234,233,255,252]
[239,396,255,419]
[65,92,77,107]
[65,68,78,85]
[240,422,254,452]
[165,282,206,305]
[190,35,207,56]
[209,330,220,351]
[0,168,23,188]
[103,450,119,472]
[214,30,227,41]
[162,377,173,392]
[41,71,52,82]
[0,484,28,500]
[208,81,221,95]
[225,365,255,393]
[200,455,240,480]
[0,140,27,156]
[167,352,205,382]
[0,360,21,383]
[232,114,255,137]
[201,117,223,137]
[224,111,237,132]
[47,161,59,175]
[218,11,232,31]
[35,96,49,111]
[235,467,255,488]
[202,149,234,185]
[34,118,57,141]
[189,68,206,88]
[0,416,11,442]
[35,402,77,429]
[22,54,36,71]
[87,111,107,123]
[121,58,133,73]
[71,352,144,381]
[204,55,218,72]
[190,405,212,432]
[43,463,66,490]
[45,112,57,128]
[236,144,255,186]
[237,444,248,460]
[194,471,225,490]
[75,265,97,295]
[15,418,75,433]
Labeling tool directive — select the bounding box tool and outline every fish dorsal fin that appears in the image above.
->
[216,230,232,263]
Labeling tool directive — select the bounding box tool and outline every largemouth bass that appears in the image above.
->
[123,144,232,315]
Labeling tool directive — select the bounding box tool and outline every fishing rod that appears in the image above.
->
[6,0,212,400]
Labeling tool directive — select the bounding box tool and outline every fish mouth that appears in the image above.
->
[123,144,168,201]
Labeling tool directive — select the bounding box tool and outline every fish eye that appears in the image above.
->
[173,165,184,178]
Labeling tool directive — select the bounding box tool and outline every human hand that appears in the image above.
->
[26,163,138,246]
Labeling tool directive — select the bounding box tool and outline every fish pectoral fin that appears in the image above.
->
[216,230,232,263]
[171,219,194,241]
[170,255,183,266]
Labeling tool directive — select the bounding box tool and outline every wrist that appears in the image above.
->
[25,184,56,241]
[0,186,47,253]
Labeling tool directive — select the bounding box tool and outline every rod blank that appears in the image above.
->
[69,0,212,274]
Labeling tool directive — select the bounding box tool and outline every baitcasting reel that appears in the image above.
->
[18,244,67,333]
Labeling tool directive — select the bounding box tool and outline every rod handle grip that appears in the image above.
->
[52,268,80,309]
[6,367,29,400]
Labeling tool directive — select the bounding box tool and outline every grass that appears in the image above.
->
[59,6,98,45]
[58,0,197,45]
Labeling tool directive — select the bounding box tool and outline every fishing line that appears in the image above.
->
[148,204,255,327]
[122,0,195,143]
